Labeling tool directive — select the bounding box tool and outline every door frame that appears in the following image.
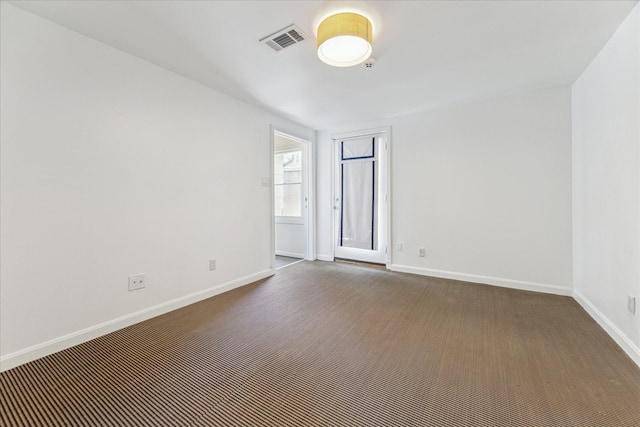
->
[270,127,315,270]
[331,127,391,267]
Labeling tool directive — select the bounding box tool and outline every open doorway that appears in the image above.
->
[273,130,312,270]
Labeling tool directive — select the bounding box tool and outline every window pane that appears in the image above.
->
[274,154,285,185]
[282,151,301,170]
[274,185,284,216]
[283,184,301,216]
[342,138,374,159]
[274,183,301,217]
[274,149,302,217]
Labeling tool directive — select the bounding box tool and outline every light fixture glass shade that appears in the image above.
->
[317,12,372,67]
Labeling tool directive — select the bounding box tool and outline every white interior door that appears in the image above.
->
[334,133,389,265]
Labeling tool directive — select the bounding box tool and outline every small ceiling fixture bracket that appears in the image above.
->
[362,57,376,69]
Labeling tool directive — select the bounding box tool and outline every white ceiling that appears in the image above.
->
[9,0,638,130]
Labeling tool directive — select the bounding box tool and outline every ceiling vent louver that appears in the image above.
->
[260,24,307,52]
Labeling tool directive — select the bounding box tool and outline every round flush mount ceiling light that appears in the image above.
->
[317,12,372,67]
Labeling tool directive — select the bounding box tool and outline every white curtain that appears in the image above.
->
[342,137,373,159]
[340,138,377,250]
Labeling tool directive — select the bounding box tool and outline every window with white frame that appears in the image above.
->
[274,149,302,218]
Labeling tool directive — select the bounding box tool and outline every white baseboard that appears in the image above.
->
[316,254,334,262]
[0,269,274,372]
[573,289,640,368]
[275,250,305,259]
[389,264,572,296]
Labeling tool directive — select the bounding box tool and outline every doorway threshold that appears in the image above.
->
[334,258,387,270]
[275,255,304,270]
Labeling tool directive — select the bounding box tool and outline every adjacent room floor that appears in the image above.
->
[275,255,303,269]
[1,261,639,426]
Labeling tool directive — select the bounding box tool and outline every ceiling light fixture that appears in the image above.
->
[317,12,372,67]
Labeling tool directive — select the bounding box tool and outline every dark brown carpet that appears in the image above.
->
[1,261,640,426]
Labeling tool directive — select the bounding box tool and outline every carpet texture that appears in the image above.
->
[1,261,640,426]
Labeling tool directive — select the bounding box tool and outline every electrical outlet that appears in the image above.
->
[628,296,636,315]
[209,259,217,271]
[128,273,145,291]
[418,247,426,257]
[396,242,403,251]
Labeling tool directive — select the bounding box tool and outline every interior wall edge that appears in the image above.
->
[389,264,573,297]
[0,269,275,373]
[573,289,640,369]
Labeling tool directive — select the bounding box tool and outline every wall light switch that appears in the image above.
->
[209,259,217,271]
[628,296,636,315]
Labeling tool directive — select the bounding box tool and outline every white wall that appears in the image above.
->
[0,3,313,370]
[572,4,640,365]
[274,223,305,258]
[317,86,573,294]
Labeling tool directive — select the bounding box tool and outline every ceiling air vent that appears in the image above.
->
[260,24,307,52]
